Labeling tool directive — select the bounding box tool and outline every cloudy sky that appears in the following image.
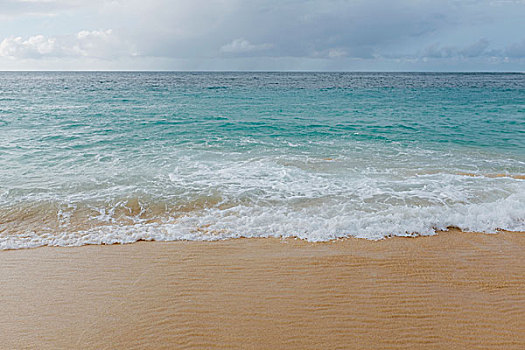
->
[0,0,524,71]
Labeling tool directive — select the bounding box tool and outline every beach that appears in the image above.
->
[1,72,524,349]
[1,0,524,347]
[1,229,524,349]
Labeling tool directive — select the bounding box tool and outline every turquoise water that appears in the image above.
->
[0,72,524,248]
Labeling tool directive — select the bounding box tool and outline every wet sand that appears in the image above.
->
[1,229,524,349]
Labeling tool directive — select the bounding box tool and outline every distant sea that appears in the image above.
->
[0,72,523,249]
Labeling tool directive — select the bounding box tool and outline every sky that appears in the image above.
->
[0,0,524,71]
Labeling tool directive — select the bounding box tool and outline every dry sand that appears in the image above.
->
[1,229,524,349]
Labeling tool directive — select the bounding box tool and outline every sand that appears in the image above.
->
[1,229,524,349]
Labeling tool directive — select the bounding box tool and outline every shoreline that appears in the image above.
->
[2,227,524,252]
[1,229,524,349]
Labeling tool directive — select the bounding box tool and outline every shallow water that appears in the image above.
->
[0,72,524,248]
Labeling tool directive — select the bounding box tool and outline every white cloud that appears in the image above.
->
[0,35,56,58]
[0,29,136,59]
[220,38,272,54]
[327,48,347,58]
[70,29,135,58]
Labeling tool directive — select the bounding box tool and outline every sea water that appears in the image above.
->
[0,72,523,249]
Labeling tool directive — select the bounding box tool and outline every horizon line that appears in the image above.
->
[0,70,523,74]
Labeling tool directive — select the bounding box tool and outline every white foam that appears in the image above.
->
[1,181,523,250]
[1,149,524,250]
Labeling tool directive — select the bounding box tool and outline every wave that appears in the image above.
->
[1,176,523,250]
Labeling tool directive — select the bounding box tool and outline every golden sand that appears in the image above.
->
[1,229,524,349]
[456,172,525,180]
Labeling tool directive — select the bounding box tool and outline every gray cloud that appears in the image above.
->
[113,0,523,63]
[505,39,525,58]
[0,0,99,18]
[422,39,491,59]
[0,0,524,70]
[111,0,453,61]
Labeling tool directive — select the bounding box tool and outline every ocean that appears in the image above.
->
[0,72,523,249]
